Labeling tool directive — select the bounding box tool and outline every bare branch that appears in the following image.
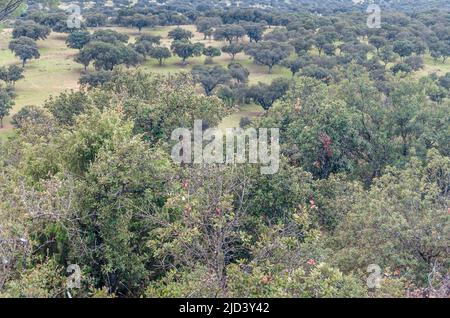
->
[0,0,24,22]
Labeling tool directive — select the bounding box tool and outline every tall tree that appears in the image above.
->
[195,17,222,40]
[12,20,51,41]
[168,27,194,41]
[203,46,221,63]
[241,22,266,43]
[283,58,305,77]
[170,40,204,65]
[228,62,249,84]
[0,84,15,128]
[66,30,91,50]
[0,64,24,85]
[127,13,157,33]
[8,36,40,67]
[221,43,244,60]
[191,65,232,95]
[393,40,414,60]
[246,77,291,109]
[245,41,293,73]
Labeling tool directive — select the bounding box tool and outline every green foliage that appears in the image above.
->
[79,70,113,89]
[333,150,450,283]
[170,40,204,64]
[73,123,174,294]
[0,83,15,128]
[90,29,129,44]
[393,40,414,59]
[44,90,90,126]
[168,27,193,41]
[227,263,367,298]
[191,65,232,95]
[0,64,24,85]
[11,104,49,128]
[133,34,162,59]
[126,13,157,32]
[283,58,306,77]
[101,70,228,143]
[203,46,221,63]
[0,259,66,298]
[221,42,244,60]
[149,46,171,66]
[196,17,221,40]
[1,4,450,298]
[12,20,50,41]
[228,62,249,83]
[247,77,291,110]
[214,24,246,44]
[8,36,40,67]
[84,13,107,27]
[241,22,266,43]
[245,41,294,73]
[66,30,90,50]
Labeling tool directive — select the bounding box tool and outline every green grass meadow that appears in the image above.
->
[0,24,448,136]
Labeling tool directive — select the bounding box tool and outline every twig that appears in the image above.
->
[0,0,24,22]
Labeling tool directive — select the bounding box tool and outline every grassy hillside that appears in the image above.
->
[1,24,448,136]
[0,25,294,135]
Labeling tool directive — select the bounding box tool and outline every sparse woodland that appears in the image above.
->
[0,0,449,298]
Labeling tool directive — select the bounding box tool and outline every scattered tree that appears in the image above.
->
[0,84,14,128]
[66,30,91,50]
[0,64,24,85]
[191,65,232,95]
[12,20,50,41]
[203,46,221,63]
[168,27,193,41]
[221,43,244,60]
[245,41,293,73]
